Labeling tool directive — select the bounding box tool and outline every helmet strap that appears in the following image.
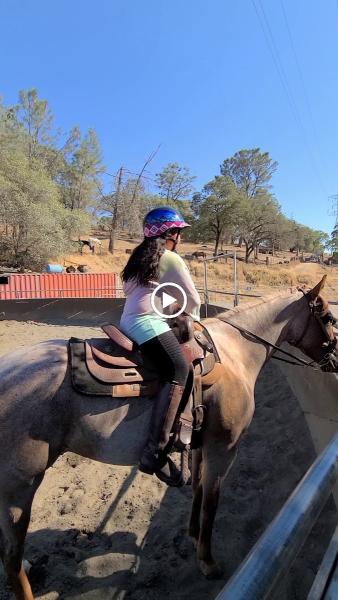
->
[167,230,180,251]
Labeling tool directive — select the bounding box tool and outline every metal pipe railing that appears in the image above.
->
[215,431,338,600]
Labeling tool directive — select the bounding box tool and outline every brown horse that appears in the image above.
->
[0,276,337,599]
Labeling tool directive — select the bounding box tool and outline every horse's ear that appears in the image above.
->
[309,275,327,300]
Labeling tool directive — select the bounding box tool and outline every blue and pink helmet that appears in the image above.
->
[143,206,190,238]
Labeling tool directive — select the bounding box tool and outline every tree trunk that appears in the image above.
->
[108,227,115,253]
[245,243,253,263]
[214,230,221,256]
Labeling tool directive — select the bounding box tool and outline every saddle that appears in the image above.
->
[69,316,223,451]
[87,318,219,386]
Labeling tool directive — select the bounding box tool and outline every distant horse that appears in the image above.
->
[0,276,337,599]
[79,238,102,254]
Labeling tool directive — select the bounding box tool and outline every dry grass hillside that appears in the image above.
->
[59,236,338,302]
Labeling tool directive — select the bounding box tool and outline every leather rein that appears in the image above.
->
[219,291,337,371]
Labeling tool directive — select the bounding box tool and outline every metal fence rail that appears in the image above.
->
[215,431,338,600]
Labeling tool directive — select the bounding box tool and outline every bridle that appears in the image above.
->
[219,291,338,372]
[296,290,337,371]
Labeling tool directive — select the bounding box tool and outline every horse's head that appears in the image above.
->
[288,275,338,372]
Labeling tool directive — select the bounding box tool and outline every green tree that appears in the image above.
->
[193,176,240,254]
[220,148,278,198]
[16,88,54,161]
[234,194,281,262]
[155,162,195,204]
[0,148,90,269]
[14,90,104,212]
[0,91,94,270]
[326,235,338,254]
[64,129,103,210]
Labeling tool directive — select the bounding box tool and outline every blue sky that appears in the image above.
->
[1,0,338,234]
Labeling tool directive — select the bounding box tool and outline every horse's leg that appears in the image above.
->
[1,474,43,600]
[188,448,203,544]
[197,444,237,578]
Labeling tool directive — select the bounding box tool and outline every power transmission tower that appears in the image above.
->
[329,194,338,238]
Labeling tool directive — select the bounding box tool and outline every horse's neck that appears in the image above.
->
[215,291,304,381]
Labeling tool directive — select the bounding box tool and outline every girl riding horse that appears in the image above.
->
[120,206,201,486]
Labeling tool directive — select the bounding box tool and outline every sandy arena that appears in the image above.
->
[0,319,336,600]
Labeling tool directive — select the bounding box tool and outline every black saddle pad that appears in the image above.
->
[69,338,158,397]
[70,338,116,395]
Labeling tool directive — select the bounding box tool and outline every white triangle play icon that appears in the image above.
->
[151,283,187,318]
[162,291,176,309]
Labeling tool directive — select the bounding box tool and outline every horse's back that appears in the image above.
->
[0,339,68,403]
[0,340,69,486]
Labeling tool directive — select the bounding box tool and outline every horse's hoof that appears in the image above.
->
[198,560,224,579]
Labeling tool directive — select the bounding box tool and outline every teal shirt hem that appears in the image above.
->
[120,314,170,344]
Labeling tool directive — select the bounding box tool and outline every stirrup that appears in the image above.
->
[155,450,191,487]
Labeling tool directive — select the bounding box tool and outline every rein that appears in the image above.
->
[218,316,319,369]
[219,290,337,371]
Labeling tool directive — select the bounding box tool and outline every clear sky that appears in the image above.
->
[1,0,338,234]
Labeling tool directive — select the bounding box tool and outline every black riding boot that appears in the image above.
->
[139,382,185,486]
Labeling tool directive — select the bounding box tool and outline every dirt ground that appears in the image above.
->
[0,321,337,600]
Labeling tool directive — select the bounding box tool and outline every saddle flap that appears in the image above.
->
[85,341,157,384]
[102,324,135,353]
[91,343,138,368]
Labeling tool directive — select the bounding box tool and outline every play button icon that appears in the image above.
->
[162,291,177,309]
[151,282,187,318]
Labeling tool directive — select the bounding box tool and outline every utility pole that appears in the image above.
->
[109,166,123,254]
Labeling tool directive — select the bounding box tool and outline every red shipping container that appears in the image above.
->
[0,273,118,300]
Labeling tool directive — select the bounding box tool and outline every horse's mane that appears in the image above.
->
[217,287,300,320]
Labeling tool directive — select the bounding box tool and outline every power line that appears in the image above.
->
[252,0,301,123]
[123,168,157,183]
[258,0,327,195]
[102,168,157,184]
[251,0,327,196]
[280,0,326,185]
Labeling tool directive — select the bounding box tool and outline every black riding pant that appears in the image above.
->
[140,330,189,387]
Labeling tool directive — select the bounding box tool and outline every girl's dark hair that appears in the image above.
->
[121,229,179,286]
